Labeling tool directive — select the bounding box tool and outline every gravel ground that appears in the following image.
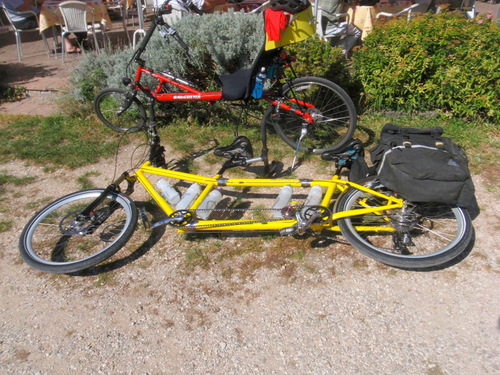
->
[0,146,499,374]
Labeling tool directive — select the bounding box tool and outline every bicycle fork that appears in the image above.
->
[67,173,135,232]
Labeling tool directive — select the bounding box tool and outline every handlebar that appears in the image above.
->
[125,0,199,76]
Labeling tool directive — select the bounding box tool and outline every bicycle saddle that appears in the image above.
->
[214,136,254,159]
[217,48,281,101]
[218,69,254,101]
[321,139,364,161]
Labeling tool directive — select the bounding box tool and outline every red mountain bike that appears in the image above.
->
[94,1,357,168]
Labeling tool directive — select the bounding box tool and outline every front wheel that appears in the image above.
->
[264,77,357,154]
[94,88,147,133]
[335,178,474,269]
[19,189,138,274]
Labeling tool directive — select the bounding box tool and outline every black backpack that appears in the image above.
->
[370,124,479,219]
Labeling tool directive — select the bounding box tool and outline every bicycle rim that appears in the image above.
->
[20,190,137,273]
[269,77,356,154]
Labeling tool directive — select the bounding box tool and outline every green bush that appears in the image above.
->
[286,36,359,99]
[0,84,27,103]
[352,12,500,121]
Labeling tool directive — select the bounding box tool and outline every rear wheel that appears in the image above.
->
[94,88,146,133]
[264,77,357,154]
[19,189,138,274]
[336,178,474,269]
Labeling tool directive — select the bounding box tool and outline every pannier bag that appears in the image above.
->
[370,124,479,219]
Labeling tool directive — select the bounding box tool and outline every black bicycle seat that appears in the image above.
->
[214,136,254,159]
[321,139,364,161]
[218,69,254,101]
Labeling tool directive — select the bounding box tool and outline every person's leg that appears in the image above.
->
[74,32,88,48]
[64,36,81,53]
[52,25,82,53]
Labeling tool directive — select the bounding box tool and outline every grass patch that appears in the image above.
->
[77,171,101,190]
[1,112,496,173]
[0,220,13,232]
[0,170,36,186]
[94,271,116,287]
[184,247,210,269]
[25,197,54,211]
[0,114,122,168]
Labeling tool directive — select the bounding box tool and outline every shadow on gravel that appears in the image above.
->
[69,201,167,277]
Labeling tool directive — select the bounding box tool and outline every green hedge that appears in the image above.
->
[352,12,500,121]
[286,37,359,99]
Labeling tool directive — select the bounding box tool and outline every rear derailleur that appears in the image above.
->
[391,204,420,255]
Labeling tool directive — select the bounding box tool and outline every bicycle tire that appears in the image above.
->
[19,189,138,274]
[263,77,357,154]
[94,88,147,133]
[335,178,474,269]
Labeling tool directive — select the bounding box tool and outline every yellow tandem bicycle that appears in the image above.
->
[18,120,474,274]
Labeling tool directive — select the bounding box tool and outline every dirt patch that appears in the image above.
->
[0,141,499,374]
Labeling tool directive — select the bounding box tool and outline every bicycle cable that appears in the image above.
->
[110,128,149,184]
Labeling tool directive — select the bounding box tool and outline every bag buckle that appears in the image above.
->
[435,141,444,149]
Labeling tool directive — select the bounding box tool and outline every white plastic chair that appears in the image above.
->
[58,1,107,62]
[249,0,270,13]
[132,0,190,48]
[315,8,360,57]
[1,5,52,61]
[142,0,157,18]
[105,0,132,44]
[125,0,155,28]
[376,3,419,23]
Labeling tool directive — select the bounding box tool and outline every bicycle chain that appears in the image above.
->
[169,205,330,230]
[170,207,290,229]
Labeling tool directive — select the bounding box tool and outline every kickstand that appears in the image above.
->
[291,126,307,170]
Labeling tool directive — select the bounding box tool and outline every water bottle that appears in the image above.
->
[304,185,323,207]
[196,189,222,220]
[157,179,180,205]
[272,185,293,218]
[176,183,201,210]
[251,67,266,99]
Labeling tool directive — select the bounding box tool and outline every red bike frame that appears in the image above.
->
[133,66,316,124]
